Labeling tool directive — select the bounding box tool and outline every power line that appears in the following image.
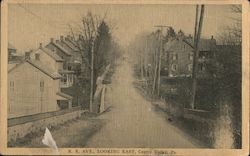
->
[17,4,69,32]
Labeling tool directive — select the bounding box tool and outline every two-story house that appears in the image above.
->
[46,38,75,88]
[8,58,72,119]
[57,35,83,76]
[160,34,216,96]
[163,34,216,78]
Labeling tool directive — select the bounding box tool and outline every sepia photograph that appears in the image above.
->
[0,0,249,155]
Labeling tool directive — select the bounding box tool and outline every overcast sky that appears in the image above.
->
[8,4,239,53]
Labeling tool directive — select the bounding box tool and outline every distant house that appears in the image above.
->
[8,43,24,63]
[46,38,72,69]
[8,59,72,119]
[29,43,64,72]
[163,34,216,78]
[28,43,74,88]
[45,39,75,88]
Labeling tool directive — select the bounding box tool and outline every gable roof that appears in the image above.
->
[50,42,72,56]
[56,92,73,100]
[164,37,216,52]
[40,47,64,62]
[63,39,79,51]
[185,38,216,51]
[8,59,61,79]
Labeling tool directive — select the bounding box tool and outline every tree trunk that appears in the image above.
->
[157,37,163,96]
[152,49,158,94]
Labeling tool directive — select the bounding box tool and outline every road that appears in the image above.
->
[85,59,198,148]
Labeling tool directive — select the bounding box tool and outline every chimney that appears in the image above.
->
[50,38,54,43]
[60,36,64,41]
[39,43,42,48]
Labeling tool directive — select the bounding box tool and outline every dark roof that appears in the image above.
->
[185,38,216,51]
[164,37,216,52]
[56,92,73,100]
[59,69,75,74]
[50,42,72,56]
[40,47,64,62]
[63,39,79,51]
[8,60,61,79]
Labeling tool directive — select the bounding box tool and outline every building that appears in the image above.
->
[163,34,216,78]
[8,59,72,118]
[45,39,76,88]
[28,43,75,88]
[54,36,89,107]
[8,43,24,63]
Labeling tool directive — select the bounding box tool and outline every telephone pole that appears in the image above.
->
[154,25,170,96]
[190,5,205,109]
[90,40,95,112]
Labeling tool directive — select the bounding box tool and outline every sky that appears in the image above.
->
[8,4,240,53]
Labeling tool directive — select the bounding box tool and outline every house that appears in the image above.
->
[8,59,72,119]
[163,33,216,78]
[46,38,72,68]
[55,36,88,107]
[8,43,24,63]
[28,43,74,88]
[45,39,75,88]
[8,43,16,61]
[29,43,64,72]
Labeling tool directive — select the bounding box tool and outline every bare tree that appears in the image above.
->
[69,12,104,112]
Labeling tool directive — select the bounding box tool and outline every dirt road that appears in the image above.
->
[85,60,199,148]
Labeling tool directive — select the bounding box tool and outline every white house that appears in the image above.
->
[29,43,74,88]
[8,59,72,119]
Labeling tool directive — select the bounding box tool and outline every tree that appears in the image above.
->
[210,4,242,148]
[69,12,107,112]
[163,26,176,42]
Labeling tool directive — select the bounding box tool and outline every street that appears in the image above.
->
[85,59,199,148]
[14,58,202,148]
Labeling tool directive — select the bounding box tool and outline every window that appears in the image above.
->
[188,64,192,71]
[183,44,186,50]
[171,64,177,71]
[61,74,67,85]
[10,81,14,91]
[189,53,193,60]
[40,81,44,92]
[172,54,178,60]
[199,63,206,71]
[35,53,40,60]
[68,65,72,71]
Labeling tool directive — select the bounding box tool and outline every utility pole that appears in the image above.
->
[89,40,95,112]
[190,5,205,109]
[154,25,170,96]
